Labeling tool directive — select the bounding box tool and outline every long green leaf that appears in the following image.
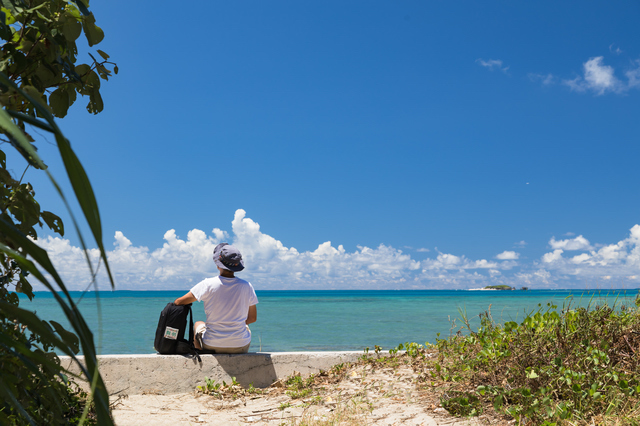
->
[0,68,114,424]
[0,72,115,289]
[6,109,54,132]
[0,234,112,425]
[0,106,46,169]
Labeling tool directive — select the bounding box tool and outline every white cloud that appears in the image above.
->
[476,58,509,73]
[626,60,640,88]
[496,250,519,260]
[537,225,640,283]
[37,209,514,291]
[549,235,592,251]
[564,57,626,95]
[416,248,430,253]
[542,249,564,264]
[609,44,623,55]
[31,211,640,291]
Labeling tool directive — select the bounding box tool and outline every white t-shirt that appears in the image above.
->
[190,276,258,348]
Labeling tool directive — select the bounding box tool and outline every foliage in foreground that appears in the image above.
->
[0,0,117,424]
[425,298,640,425]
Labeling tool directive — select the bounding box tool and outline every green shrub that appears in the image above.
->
[431,298,640,425]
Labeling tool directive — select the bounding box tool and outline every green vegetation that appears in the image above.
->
[425,299,640,424]
[0,0,117,424]
[284,373,316,399]
[196,376,259,399]
[484,285,515,290]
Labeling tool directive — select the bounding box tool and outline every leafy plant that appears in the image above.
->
[0,0,117,424]
[429,297,640,424]
[279,401,291,411]
[197,377,222,395]
[196,376,246,399]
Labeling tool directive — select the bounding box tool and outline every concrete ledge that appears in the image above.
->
[61,352,380,395]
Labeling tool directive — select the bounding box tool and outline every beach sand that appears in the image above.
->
[110,357,494,425]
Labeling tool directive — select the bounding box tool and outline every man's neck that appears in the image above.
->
[220,271,235,278]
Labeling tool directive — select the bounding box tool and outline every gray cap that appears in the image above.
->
[214,243,245,272]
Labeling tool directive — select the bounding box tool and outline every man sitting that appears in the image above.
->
[174,243,258,353]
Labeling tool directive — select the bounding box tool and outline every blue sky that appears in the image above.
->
[16,1,640,290]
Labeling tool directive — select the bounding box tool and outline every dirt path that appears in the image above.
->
[111,355,496,425]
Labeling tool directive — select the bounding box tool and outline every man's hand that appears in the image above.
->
[174,292,197,305]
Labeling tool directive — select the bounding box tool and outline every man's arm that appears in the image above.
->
[174,291,197,305]
[246,305,257,325]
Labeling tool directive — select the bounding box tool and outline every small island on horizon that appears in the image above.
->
[483,285,529,291]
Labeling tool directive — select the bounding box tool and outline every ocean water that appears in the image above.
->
[16,289,640,355]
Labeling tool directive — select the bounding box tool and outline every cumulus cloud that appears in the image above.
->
[31,210,640,291]
[542,249,564,264]
[476,58,509,73]
[496,251,519,260]
[549,235,592,251]
[626,60,640,88]
[562,56,640,95]
[416,248,430,253]
[538,225,640,283]
[34,209,517,291]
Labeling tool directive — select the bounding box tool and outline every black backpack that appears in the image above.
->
[154,302,196,354]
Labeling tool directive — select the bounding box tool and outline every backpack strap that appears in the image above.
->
[186,305,202,364]
[187,304,194,347]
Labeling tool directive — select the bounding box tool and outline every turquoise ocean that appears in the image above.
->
[17,289,640,355]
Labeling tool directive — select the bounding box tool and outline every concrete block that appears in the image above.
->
[60,351,378,395]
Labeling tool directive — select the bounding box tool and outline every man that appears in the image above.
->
[174,243,258,353]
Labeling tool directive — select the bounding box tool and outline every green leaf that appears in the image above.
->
[48,88,70,118]
[62,15,82,42]
[6,109,54,132]
[21,86,48,110]
[0,73,114,291]
[82,13,104,47]
[527,370,539,379]
[88,88,103,113]
[1,0,17,15]
[70,0,90,16]
[16,273,34,300]
[49,320,80,354]
[96,49,109,60]
[0,106,46,169]
[0,238,113,424]
[493,395,503,411]
[1,6,15,24]
[54,137,113,285]
[41,211,64,235]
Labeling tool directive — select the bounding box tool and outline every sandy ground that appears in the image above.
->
[110,357,494,426]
